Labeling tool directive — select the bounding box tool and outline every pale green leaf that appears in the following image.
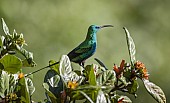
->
[9,74,18,94]
[26,78,35,96]
[118,95,132,103]
[119,75,128,86]
[1,18,10,35]
[143,79,166,103]
[59,55,82,84]
[59,55,72,82]
[124,27,136,65]
[0,70,9,98]
[96,90,107,103]
[97,70,116,86]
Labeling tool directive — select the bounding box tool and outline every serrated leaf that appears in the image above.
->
[1,18,10,35]
[96,90,107,103]
[97,70,116,86]
[0,55,22,74]
[143,79,166,103]
[124,27,136,65]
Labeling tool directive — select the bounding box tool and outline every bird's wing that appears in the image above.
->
[74,43,92,53]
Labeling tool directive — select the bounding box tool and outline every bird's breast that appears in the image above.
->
[90,42,97,55]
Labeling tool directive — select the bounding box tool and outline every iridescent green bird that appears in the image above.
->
[67,25,113,66]
[25,25,113,77]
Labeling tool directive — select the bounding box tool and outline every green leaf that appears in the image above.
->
[49,60,59,74]
[85,64,97,86]
[44,69,63,99]
[94,58,108,70]
[127,79,139,94]
[0,36,4,48]
[96,90,107,103]
[71,91,85,101]
[97,70,116,86]
[17,77,30,103]
[123,27,136,65]
[79,91,94,103]
[123,67,132,80]
[143,79,166,103]
[15,45,36,67]
[0,54,22,74]
[1,18,10,35]
[73,85,103,102]
[22,59,35,67]
[76,85,101,90]
[43,83,57,103]
[0,70,9,98]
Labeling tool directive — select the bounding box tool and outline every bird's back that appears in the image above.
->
[67,40,97,65]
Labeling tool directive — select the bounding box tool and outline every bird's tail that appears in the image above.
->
[25,61,59,77]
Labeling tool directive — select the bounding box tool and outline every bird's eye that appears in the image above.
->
[95,26,100,29]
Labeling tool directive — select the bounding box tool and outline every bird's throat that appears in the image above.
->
[85,32,97,42]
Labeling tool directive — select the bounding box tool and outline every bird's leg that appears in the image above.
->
[79,61,85,68]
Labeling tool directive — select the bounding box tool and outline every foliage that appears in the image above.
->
[42,28,166,103]
[0,19,166,103]
[0,18,36,102]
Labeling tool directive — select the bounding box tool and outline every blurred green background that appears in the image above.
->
[0,0,169,102]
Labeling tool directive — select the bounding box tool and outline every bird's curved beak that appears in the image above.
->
[100,25,113,29]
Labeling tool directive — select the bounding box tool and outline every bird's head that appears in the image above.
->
[88,25,113,33]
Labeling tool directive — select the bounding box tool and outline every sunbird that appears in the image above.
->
[67,25,113,66]
[25,25,113,77]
